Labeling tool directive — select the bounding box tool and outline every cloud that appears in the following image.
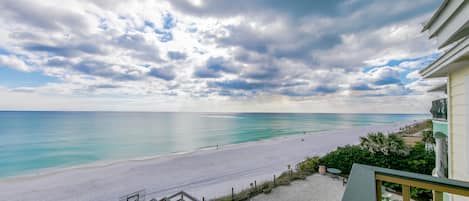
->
[148,66,176,81]
[406,70,421,80]
[114,33,161,62]
[0,0,93,34]
[0,0,443,112]
[351,83,374,91]
[370,67,401,85]
[193,67,221,78]
[209,79,277,91]
[193,57,238,78]
[0,54,32,72]
[24,42,106,57]
[206,57,238,74]
[167,51,187,60]
[154,29,173,43]
[72,60,144,81]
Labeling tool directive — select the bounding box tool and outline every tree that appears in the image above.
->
[421,130,435,151]
[360,132,410,156]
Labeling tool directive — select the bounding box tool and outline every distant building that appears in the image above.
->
[419,0,469,201]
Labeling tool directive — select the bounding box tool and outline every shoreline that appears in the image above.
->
[0,121,414,182]
[0,121,419,201]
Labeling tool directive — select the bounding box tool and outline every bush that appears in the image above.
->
[405,142,435,174]
[360,133,410,156]
[213,128,435,201]
[319,145,371,174]
[320,142,435,200]
[297,156,320,175]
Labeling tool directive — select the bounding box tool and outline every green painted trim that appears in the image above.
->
[342,164,469,201]
[433,120,448,137]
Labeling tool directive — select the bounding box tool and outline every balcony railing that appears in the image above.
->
[430,98,447,120]
[342,164,469,201]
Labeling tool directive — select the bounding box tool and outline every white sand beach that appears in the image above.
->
[251,174,346,201]
[0,122,413,201]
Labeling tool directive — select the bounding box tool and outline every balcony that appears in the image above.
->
[431,98,447,120]
[342,164,469,201]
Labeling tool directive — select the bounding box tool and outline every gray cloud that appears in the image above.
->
[46,58,73,67]
[114,34,161,62]
[0,0,91,33]
[351,83,374,91]
[24,42,106,57]
[0,0,441,103]
[167,51,187,60]
[167,0,363,18]
[371,68,402,86]
[72,60,141,81]
[242,65,280,80]
[208,79,278,91]
[148,67,176,81]
[193,57,238,78]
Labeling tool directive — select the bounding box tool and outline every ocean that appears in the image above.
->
[0,111,428,178]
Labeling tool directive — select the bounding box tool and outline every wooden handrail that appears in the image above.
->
[342,164,469,201]
[376,173,469,197]
[167,191,200,201]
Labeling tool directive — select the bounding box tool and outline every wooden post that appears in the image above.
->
[402,184,411,201]
[231,187,234,201]
[433,191,443,201]
[273,174,276,185]
[376,180,382,201]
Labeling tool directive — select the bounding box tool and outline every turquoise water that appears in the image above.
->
[0,112,428,178]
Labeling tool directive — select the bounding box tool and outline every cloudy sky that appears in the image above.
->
[0,0,446,113]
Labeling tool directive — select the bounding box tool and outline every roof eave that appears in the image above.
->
[419,36,469,78]
[422,0,450,32]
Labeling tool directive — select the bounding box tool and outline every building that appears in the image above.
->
[342,1,469,201]
[419,0,469,200]
[428,83,449,179]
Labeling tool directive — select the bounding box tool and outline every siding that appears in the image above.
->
[450,65,469,201]
[450,65,469,182]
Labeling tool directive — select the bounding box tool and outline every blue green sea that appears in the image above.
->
[0,112,428,178]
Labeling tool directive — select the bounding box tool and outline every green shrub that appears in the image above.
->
[297,156,320,175]
[405,142,435,174]
[275,172,291,186]
[319,145,371,174]
[262,187,272,194]
[320,141,435,200]
[360,133,410,156]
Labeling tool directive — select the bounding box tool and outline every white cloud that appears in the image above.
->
[0,0,443,113]
[406,70,421,80]
[0,54,31,71]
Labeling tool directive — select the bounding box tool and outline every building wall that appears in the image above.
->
[449,65,469,201]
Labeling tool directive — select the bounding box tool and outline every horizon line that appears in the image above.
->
[0,110,430,115]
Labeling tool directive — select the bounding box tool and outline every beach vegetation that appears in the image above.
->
[397,119,432,135]
[319,145,370,174]
[359,132,410,156]
[213,122,435,201]
[296,156,320,175]
[212,159,316,201]
[320,141,434,200]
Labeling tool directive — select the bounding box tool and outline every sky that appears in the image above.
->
[0,0,447,113]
